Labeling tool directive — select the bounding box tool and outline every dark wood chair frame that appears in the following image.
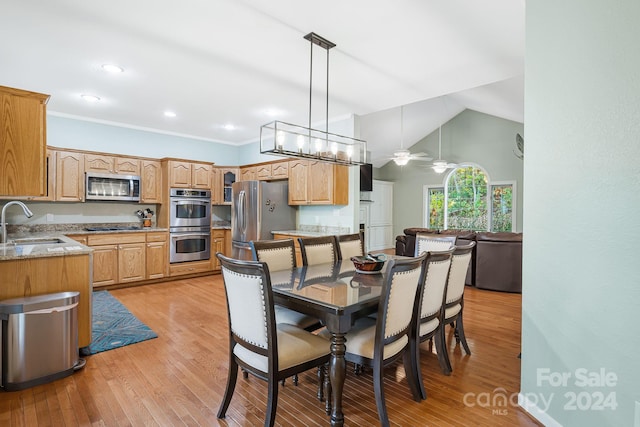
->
[408,248,454,400]
[327,254,428,425]
[297,235,339,266]
[335,232,365,260]
[249,238,297,269]
[414,233,457,257]
[439,242,476,374]
[216,253,330,427]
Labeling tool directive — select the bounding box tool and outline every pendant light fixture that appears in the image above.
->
[260,32,367,165]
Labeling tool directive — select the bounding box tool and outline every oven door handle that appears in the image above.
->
[171,233,209,239]
[172,200,210,206]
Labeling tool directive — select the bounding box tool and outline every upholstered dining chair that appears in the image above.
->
[408,248,454,399]
[297,235,339,266]
[326,253,428,425]
[216,253,330,427]
[439,242,476,374]
[414,232,456,256]
[335,232,364,260]
[250,239,322,331]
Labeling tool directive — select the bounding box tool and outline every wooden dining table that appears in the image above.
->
[270,259,392,427]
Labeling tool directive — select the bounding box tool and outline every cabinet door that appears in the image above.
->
[211,235,225,271]
[55,150,84,201]
[92,244,118,287]
[192,163,212,189]
[141,160,162,203]
[118,242,146,283]
[28,149,55,201]
[115,157,141,175]
[221,168,237,204]
[240,166,256,181]
[256,164,271,180]
[85,154,114,174]
[210,168,222,204]
[146,241,167,279]
[288,160,308,205]
[169,161,192,188]
[0,86,48,197]
[271,162,289,179]
[308,161,333,204]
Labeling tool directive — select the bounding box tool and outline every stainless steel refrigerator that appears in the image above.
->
[231,180,297,260]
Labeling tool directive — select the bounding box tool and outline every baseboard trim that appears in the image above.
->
[518,393,562,427]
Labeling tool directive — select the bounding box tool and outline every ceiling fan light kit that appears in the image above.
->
[260,32,367,166]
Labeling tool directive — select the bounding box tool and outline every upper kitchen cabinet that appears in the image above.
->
[85,153,140,176]
[240,166,256,181]
[54,149,84,202]
[288,159,349,205]
[212,167,237,205]
[255,160,288,181]
[163,159,212,189]
[0,85,49,197]
[140,160,162,203]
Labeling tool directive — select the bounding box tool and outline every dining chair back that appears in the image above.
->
[250,239,321,331]
[216,253,330,427]
[340,253,428,425]
[414,233,456,256]
[335,232,364,260]
[408,248,454,399]
[439,242,475,374]
[298,235,339,266]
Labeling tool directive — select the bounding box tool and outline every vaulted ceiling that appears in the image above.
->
[0,0,524,167]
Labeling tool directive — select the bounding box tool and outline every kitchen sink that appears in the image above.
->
[11,237,65,245]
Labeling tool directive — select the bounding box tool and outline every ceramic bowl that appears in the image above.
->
[351,255,385,273]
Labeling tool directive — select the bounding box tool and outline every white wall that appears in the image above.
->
[521,1,640,426]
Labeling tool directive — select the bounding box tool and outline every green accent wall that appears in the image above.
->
[375,109,524,237]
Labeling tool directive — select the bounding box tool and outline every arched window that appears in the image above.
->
[423,164,515,232]
[445,165,489,230]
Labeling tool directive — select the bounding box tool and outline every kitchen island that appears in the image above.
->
[0,234,93,348]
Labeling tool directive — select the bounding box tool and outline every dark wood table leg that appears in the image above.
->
[329,332,346,427]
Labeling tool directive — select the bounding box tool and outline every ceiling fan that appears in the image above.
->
[389,105,432,166]
[431,125,457,173]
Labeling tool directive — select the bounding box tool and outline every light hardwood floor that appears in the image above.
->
[0,274,541,426]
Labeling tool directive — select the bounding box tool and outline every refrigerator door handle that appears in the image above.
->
[238,190,247,235]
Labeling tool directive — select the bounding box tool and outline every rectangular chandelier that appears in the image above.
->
[260,120,367,165]
[259,32,367,166]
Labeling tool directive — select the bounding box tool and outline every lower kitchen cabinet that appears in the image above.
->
[146,232,167,279]
[92,244,119,286]
[118,242,146,283]
[211,229,226,271]
[87,233,147,287]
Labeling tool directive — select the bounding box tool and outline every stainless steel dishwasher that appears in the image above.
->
[0,291,85,391]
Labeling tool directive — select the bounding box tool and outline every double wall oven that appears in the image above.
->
[169,188,211,264]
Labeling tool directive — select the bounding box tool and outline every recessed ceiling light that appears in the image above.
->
[80,94,101,103]
[101,63,124,73]
[223,124,236,131]
[164,111,176,118]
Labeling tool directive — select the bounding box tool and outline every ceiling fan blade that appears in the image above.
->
[409,156,433,161]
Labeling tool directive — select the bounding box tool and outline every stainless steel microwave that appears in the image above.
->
[85,172,141,202]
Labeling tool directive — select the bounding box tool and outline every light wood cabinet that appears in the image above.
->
[70,234,88,245]
[85,154,140,175]
[169,259,212,277]
[210,168,221,204]
[0,85,49,197]
[211,229,226,271]
[271,161,289,179]
[146,232,167,279]
[26,149,55,201]
[212,167,237,205]
[255,164,271,180]
[0,254,92,347]
[55,150,84,202]
[118,242,146,283]
[240,166,256,181]
[91,244,119,287]
[141,160,162,203]
[166,160,212,189]
[287,159,348,205]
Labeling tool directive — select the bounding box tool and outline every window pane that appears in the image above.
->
[491,184,513,232]
[446,166,488,231]
[428,187,444,229]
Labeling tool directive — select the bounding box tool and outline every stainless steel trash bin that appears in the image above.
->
[0,291,82,391]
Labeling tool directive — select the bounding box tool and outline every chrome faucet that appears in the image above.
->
[1,201,34,244]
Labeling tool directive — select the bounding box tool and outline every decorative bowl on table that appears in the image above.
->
[351,255,386,274]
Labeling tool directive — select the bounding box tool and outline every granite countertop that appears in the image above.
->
[0,234,92,261]
[271,229,339,237]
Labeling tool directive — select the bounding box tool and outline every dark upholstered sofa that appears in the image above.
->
[395,228,523,293]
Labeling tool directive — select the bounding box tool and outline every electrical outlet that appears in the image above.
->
[46,213,54,223]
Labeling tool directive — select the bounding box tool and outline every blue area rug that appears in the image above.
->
[80,291,158,356]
